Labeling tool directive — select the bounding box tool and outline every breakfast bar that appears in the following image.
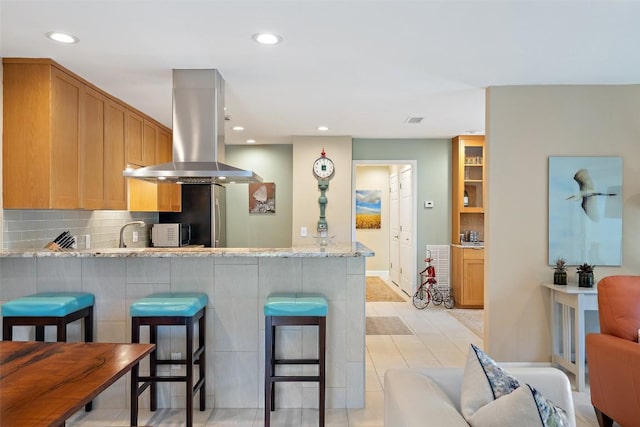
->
[0,243,372,411]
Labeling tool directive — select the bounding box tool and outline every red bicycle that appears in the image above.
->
[413,252,455,309]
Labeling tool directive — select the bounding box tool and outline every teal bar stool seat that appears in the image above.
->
[130,292,208,427]
[2,291,95,412]
[264,293,328,427]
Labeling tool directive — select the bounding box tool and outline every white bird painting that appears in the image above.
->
[566,168,617,222]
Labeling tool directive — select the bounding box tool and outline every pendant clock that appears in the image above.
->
[313,149,335,235]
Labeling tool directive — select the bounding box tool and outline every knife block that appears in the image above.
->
[45,241,64,251]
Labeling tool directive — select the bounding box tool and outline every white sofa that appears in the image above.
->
[384,367,576,427]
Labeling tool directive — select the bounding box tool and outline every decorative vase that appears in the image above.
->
[578,272,594,288]
[553,271,567,286]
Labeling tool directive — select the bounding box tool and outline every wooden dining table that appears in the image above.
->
[0,340,154,427]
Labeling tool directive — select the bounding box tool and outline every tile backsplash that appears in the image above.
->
[2,210,158,250]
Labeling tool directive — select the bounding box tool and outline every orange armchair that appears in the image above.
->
[586,275,640,427]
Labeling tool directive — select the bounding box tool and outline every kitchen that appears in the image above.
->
[3,2,640,427]
[0,57,373,418]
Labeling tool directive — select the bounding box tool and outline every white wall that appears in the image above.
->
[292,136,353,246]
[355,165,390,271]
[486,85,640,361]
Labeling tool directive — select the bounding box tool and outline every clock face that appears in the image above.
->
[313,156,335,179]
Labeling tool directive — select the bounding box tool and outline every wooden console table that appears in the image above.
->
[542,282,598,392]
[0,341,154,427]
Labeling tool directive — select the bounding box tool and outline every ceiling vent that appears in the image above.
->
[404,116,424,124]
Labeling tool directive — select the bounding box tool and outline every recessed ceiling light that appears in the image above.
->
[317,126,329,131]
[46,31,79,44]
[232,126,245,131]
[252,33,282,45]
[246,139,256,144]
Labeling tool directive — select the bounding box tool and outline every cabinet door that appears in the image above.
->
[105,100,127,209]
[142,119,157,166]
[156,128,173,212]
[2,62,52,208]
[51,67,81,209]
[79,85,106,209]
[462,256,484,307]
[450,245,463,307]
[126,110,144,165]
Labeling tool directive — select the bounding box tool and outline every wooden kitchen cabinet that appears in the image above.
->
[126,110,144,166]
[451,135,485,243]
[156,127,181,212]
[450,135,485,308]
[3,60,81,209]
[451,245,484,308]
[4,58,174,212]
[104,99,127,209]
[79,85,106,210]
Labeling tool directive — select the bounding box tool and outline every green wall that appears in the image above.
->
[225,139,451,256]
[353,138,452,269]
[225,145,293,248]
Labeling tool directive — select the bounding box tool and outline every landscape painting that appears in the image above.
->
[356,190,381,229]
[548,156,622,266]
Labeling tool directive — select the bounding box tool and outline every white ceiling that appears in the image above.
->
[1,1,639,145]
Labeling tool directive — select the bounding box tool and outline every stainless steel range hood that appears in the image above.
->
[123,69,262,184]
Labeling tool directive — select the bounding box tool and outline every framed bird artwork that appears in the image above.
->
[548,156,622,266]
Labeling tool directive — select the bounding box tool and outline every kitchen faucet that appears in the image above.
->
[119,221,146,248]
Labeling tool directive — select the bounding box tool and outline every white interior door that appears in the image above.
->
[399,166,414,295]
[389,173,400,285]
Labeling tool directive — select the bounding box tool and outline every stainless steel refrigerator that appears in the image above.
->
[159,184,226,247]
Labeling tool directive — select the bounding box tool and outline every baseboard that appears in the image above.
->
[366,270,389,280]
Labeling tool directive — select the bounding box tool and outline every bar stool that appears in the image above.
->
[1,291,95,411]
[130,292,208,427]
[264,293,328,427]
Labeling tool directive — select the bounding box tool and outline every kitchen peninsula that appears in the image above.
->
[0,243,372,410]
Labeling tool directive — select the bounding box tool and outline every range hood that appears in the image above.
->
[123,69,262,184]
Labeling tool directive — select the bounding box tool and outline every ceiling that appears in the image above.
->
[1,1,639,145]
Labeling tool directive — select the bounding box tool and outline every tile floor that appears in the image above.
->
[67,279,603,427]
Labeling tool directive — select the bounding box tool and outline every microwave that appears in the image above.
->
[152,223,191,247]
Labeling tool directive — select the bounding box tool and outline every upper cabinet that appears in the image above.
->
[451,135,485,243]
[2,58,176,211]
[3,60,81,209]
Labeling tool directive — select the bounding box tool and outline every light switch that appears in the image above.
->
[300,227,308,237]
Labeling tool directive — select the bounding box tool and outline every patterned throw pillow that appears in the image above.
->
[460,344,570,427]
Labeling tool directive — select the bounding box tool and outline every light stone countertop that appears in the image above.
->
[450,243,485,249]
[0,242,374,258]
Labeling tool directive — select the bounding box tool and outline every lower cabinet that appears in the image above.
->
[451,245,484,308]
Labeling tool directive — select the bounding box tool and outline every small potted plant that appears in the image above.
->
[552,258,567,285]
[576,263,595,288]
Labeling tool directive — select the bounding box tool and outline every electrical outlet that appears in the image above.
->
[132,231,139,243]
[71,236,77,249]
[85,234,91,249]
[300,227,307,237]
[171,352,181,370]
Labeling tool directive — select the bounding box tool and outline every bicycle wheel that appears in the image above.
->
[444,295,455,309]
[431,287,443,305]
[412,285,430,309]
